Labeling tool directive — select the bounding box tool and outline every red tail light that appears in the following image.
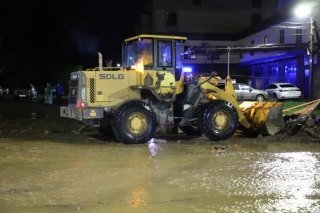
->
[77,101,84,108]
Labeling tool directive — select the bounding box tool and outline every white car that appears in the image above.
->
[265,83,301,101]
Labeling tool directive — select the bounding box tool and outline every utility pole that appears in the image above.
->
[294,4,319,100]
[227,47,230,76]
[308,16,319,100]
[309,16,314,100]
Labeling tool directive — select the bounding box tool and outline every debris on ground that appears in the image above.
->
[0,97,320,143]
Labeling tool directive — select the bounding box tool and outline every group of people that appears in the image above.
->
[45,83,64,105]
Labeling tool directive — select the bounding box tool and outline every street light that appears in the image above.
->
[295,4,319,100]
[294,5,310,18]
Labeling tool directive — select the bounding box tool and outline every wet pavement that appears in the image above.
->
[1,135,320,213]
[1,95,320,212]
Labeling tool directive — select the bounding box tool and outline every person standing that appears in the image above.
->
[45,83,53,105]
[55,83,64,105]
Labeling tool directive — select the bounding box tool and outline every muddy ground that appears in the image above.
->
[1,95,320,213]
[0,95,318,144]
[0,96,81,136]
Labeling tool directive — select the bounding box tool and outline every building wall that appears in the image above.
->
[238,15,310,62]
[137,0,320,99]
[144,0,279,34]
[238,4,320,99]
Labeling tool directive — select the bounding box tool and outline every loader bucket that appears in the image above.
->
[239,101,285,135]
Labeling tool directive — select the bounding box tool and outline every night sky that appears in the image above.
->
[0,0,147,86]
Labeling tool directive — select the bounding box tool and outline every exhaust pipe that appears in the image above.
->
[98,52,102,71]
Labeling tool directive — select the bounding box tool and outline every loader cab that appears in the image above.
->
[122,34,187,77]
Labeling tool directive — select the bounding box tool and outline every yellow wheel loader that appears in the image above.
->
[60,34,285,144]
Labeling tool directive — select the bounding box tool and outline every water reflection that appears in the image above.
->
[128,185,149,207]
[254,152,320,212]
[1,140,320,213]
[147,139,162,157]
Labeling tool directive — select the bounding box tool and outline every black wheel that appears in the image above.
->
[256,94,264,102]
[273,93,278,101]
[179,126,202,136]
[198,100,238,141]
[112,101,157,144]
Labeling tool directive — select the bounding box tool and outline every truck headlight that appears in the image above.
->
[81,87,86,102]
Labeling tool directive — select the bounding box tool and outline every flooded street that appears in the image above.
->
[1,134,320,213]
[1,96,320,212]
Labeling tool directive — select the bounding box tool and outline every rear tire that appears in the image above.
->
[198,100,238,141]
[112,101,157,144]
[256,94,264,102]
[179,126,202,136]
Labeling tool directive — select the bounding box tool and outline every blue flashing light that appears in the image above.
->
[183,67,192,72]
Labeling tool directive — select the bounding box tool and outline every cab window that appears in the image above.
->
[123,39,153,69]
[158,41,172,67]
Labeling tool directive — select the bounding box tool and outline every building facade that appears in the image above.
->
[135,0,320,99]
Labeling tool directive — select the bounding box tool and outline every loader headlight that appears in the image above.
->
[71,74,79,79]
[81,87,86,102]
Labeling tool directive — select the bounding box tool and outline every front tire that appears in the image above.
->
[112,101,157,144]
[198,100,238,141]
